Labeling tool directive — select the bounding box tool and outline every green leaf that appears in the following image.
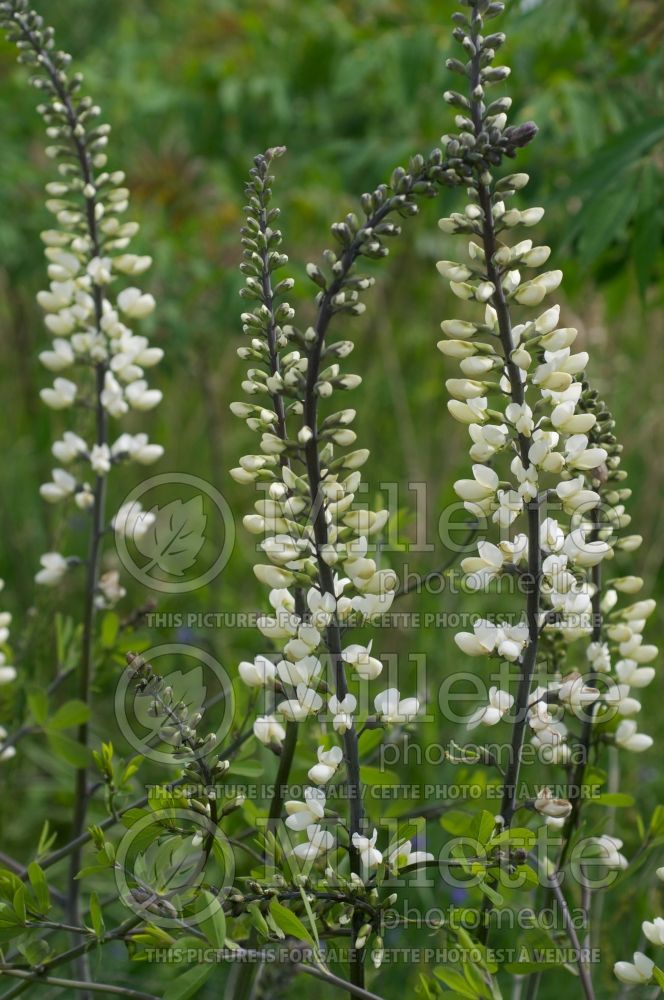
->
[577,182,638,265]
[27,689,49,727]
[27,863,50,914]
[652,966,664,989]
[434,966,478,998]
[246,901,270,939]
[47,699,91,731]
[633,165,661,296]
[488,828,537,849]
[89,892,104,938]
[268,897,315,947]
[298,885,320,952]
[593,793,635,808]
[649,805,664,838]
[440,810,473,836]
[100,612,120,650]
[163,963,214,1000]
[12,886,26,924]
[46,732,93,768]
[193,890,226,949]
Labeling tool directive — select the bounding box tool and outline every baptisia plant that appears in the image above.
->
[435,0,658,994]
[0,0,163,958]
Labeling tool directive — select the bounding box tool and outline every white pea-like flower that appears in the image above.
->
[329,693,356,734]
[35,552,69,587]
[614,952,654,985]
[278,684,324,723]
[374,688,419,725]
[533,787,572,819]
[352,829,383,871]
[307,745,343,785]
[253,715,286,748]
[238,655,277,688]
[291,824,334,862]
[466,686,514,730]
[388,840,434,870]
[285,787,326,831]
[615,719,653,753]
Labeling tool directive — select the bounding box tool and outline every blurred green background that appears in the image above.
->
[0,0,663,996]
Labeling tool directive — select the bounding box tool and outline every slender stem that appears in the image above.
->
[0,969,159,1000]
[0,916,141,999]
[547,876,596,1000]
[268,720,299,822]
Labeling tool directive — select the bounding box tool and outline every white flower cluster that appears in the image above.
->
[232,149,420,870]
[437,8,657,828]
[615,867,664,985]
[9,10,164,598]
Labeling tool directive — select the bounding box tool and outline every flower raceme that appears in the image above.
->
[230,147,426,874]
[436,0,657,848]
[0,3,164,604]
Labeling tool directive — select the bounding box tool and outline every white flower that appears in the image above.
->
[276,655,321,688]
[39,338,75,371]
[460,540,504,590]
[238,654,276,688]
[285,787,326,831]
[341,641,383,680]
[352,829,383,870]
[125,379,162,411]
[253,714,285,748]
[557,674,599,711]
[533,787,572,819]
[253,564,296,589]
[593,835,628,870]
[564,434,607,471]
[615,719,653,753]
[278,684,324,722]
[111,432,163,465]
[117,287,156,318]
[52,431,88,463]
[96,570,126,607]
[90,444,111,475]
[505,402,534,436]
[453,464,499,503]
[466,686,514,730]
[563,527,610,568]
[40,468,77,503]
[387,840,434,870]
[112,501,156,540]
[40,377,77,410]
[374,688,419,724]
[329,694,356,734]
[455,619,528,662]
[615,659,655,688]
[586,641,611,673]
[307,745,343,785]
[291,824,334,862]
[643,917,664,946]
[100,371,128,417]
[614,952,653,985]
[35,552,69,586]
